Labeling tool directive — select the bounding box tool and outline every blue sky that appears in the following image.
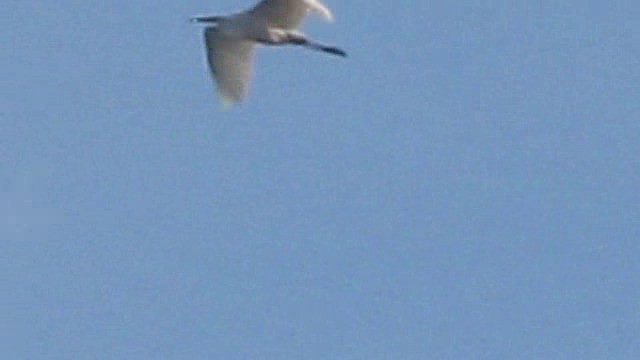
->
[3,0,639,358]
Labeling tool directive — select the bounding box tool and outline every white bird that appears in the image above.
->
[192,0,346,106]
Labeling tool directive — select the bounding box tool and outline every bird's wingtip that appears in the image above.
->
[218,93,241,110]
[321,9,334,22]
[308,0,334,22]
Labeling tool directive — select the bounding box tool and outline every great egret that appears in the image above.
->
[192,0,346,106]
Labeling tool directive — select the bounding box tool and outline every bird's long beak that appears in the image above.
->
[191,15,222,23]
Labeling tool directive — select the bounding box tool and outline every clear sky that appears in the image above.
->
[3,1,639,358]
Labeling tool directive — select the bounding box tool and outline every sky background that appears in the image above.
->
[2,0,640,358]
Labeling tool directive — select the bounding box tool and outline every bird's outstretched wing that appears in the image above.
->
[249,0,333,30]
[204,27,256,106]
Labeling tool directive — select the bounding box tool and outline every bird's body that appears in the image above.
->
[192,0,346,106]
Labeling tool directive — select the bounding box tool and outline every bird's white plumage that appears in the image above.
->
[250,0,333,29]
[204,28,255,105]
[196,0,342,106]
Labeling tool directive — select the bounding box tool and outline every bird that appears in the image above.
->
[192,0,347,106]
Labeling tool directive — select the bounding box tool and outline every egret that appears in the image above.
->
[192,0,346,106]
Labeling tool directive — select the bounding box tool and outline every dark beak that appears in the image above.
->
[191,15,222,24]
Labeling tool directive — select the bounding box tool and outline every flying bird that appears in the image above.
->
[192,0,346,106]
